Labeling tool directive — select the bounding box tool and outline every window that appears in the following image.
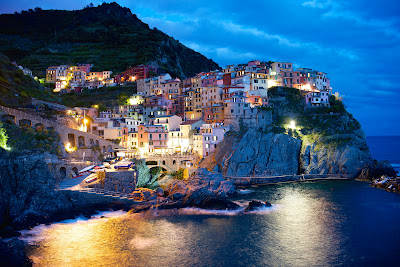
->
[149,134,152,140]
[149,141,153,145]
[231,109,234,114]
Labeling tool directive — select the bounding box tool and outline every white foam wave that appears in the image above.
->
[245,204,282,214]
[19,210,127,244]
[179,207,245,216]
[238,189,255,195]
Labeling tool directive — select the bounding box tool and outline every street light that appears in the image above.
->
[289,120,296,130]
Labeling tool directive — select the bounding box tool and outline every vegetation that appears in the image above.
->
[268,86,363,150]
[59,85,136,108]
[0,54,59,107]
[0,122,9,150]
[171,168,186,180]
[1,122,62,156]
[0,2,220,79]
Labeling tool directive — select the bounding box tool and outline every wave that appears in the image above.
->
[179,207,246,216]
[391,164,400,168]
[19,210,128,244]
[238,189,255,195]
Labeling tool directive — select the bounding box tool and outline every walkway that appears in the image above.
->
[58,173,136,202]
[224,173,353,185]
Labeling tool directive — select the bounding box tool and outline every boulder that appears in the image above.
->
[196,198,240,210]
[155,187,164,197]
[244,200,272,211]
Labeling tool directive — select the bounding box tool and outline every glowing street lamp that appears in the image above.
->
[289,120,296,130]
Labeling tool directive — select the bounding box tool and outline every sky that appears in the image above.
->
[1,0,399,136]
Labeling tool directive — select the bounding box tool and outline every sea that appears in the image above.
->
[19,136,400,266]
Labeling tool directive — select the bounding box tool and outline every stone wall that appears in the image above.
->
[101,171,138,193]
[224,109,272,131]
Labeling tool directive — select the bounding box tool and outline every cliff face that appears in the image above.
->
[222,130,301,176]
[200,87,394,179]
[0,152,73,229]
[301,139,371,176]
[201,129,374,178]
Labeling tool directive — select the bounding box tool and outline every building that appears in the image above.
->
[193,123,229,157]
[138,124,169,155]
[305,90,331,107]
[118,65,157,83]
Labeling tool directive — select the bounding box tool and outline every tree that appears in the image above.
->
[117,92,129,105]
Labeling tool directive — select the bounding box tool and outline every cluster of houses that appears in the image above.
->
[51,60,333,158]
[46,64,114,92]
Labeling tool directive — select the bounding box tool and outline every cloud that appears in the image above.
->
[302,0,335,9]
[220,20,359,61]
[302,0,400,39]
[183,41,258,64]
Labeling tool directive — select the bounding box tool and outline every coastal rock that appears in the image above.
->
[155,187,164,197]
[244,200,272,212]
[200,130,301,177]
[226,131,301,176]
[0,153,74,229]
[163,168,236,208]
[196,198,240,210]
[131,188,157,202]
[0,238,32,266]
[358,160,397,180]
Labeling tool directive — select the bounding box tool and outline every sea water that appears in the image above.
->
[20,136,400,266]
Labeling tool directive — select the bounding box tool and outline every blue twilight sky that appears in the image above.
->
[0,0,399,136]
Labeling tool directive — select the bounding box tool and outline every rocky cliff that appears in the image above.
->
[203,130,301,177]
[200,87,395,179]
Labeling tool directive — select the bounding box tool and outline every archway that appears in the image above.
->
[59,167,67,179]
[19,119,32,127]
[68,133,76,147]
[1,115,15,124]
[72,167,79,176]
[78,136,85,148]
[146,161,158,166]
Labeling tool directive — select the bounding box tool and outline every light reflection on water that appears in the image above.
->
[23,181,400,266]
